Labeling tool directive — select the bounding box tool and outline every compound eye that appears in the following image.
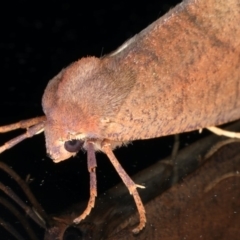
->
[64,139,84,152]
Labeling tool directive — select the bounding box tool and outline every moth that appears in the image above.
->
[0,0,240,233]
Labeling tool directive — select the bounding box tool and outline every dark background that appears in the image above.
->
[0,0,206,239]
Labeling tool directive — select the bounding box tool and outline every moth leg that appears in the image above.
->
[207,126,240,138]
[171,134,180,184]
[74,141,97,224]
[171,134,180,162]
[0,121,45,154]
[0,116,46,133]
[102,140,146,234]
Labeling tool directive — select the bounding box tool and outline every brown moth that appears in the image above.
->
[0,0,240,233]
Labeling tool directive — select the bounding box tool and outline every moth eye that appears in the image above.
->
[64,139,84,152]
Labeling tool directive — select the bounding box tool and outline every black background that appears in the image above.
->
[0,1,205,239]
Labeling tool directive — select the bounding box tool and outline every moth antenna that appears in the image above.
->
[0,118,45,154]
[102,140,146,234]
[0,116,46,133]
[74,141,97,224]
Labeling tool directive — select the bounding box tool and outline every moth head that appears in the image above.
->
[41,57,104,162]
[41,56,130,162]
